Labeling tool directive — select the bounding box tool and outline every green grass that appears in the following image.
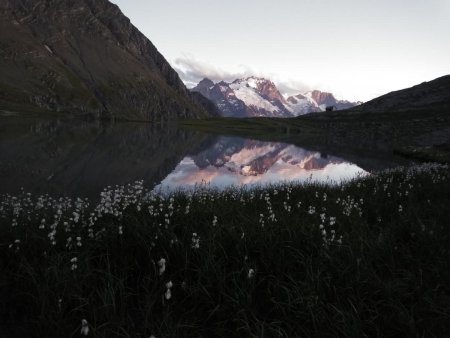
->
[1,164,450,337]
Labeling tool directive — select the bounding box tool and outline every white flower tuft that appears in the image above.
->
[158,258,166,275]
[80,319,89,336]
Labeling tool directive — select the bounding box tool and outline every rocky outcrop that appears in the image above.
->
[0,0,214,120]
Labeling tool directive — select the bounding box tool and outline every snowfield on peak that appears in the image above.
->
[285,94,320,115]
[245,77,260,89]
[229,81,282,116]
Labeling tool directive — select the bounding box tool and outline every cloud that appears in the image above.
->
[275,80,311,97]
[173,56,253,88]
[172,55,312,95]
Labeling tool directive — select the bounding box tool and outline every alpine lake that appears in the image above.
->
[0,116,411,199]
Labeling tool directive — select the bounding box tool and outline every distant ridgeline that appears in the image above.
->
[191,75,450,118]
[191,77,361,118]
[349,75,450,113]
[0,0,218,120]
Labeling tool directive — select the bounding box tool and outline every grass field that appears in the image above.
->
[1,163,450,337]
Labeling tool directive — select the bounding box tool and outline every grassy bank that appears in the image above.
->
[394,144,450,164]
[179,108,450,164]
[1,163,450,337]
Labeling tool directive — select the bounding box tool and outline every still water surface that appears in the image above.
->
[0,118,406,199]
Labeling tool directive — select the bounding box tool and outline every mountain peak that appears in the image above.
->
[198,78,215,87]
[233,76,274,87]
[306,90,337,106]
[246,76,270,82]
[192,78,216,99]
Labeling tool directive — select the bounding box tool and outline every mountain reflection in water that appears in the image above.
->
[0,118,381,198]
[156,138,367,191]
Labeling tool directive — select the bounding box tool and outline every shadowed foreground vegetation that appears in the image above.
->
[1,163,450,337]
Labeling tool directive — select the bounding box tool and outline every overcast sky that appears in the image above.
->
[111,0,450,101]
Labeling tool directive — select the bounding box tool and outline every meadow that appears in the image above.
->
[1,163,450,337]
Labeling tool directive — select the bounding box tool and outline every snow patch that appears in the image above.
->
[229,81,280,113]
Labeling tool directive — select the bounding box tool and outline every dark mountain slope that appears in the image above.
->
[352,75,450,113]
[0,0,213,120]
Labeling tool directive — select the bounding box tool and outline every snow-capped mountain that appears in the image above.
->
[228,77,292,117]
[192,78,248,117]
[192,77,360,118]
[192,77,291,117]
[303,90,360,111]
[286,93,321,115]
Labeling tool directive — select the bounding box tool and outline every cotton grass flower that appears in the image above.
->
[80,319,89,336]
[165,281,173,300]
[259,213,265,227]
[70,257,78,271]
[191,233,200,249]
[158,258,166,275]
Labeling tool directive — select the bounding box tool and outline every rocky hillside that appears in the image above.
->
[0,0,214,120]
[351,75,450,113]
[192,77,360,117]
